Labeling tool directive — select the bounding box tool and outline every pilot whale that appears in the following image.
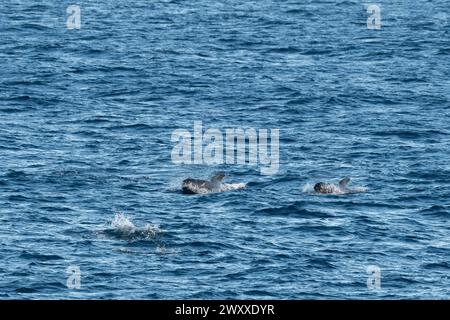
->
[314,177,356,194]
[182,172,245,194]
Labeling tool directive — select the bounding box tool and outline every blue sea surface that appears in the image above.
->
[1,0,450,299]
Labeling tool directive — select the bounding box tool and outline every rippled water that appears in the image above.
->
[1,0,449,299]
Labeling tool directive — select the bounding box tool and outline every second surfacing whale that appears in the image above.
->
[182,172,246,194]
[313,177,366,195]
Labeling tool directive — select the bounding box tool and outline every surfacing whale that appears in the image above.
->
[314,177,365,194]
[182,172,245,194]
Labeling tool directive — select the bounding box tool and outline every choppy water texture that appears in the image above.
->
[1,0,450,299]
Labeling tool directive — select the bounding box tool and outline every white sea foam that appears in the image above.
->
[220,182,247,192]
[347,186,368,193]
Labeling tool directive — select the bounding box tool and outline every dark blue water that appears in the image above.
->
[1,0,450,299]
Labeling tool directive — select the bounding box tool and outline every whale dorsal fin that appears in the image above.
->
[339,177,350,188]
[210,172,225,183]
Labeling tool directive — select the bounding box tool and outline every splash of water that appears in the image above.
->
[107,213,162,241]
[302,183,315,193]
[220,183,247,192]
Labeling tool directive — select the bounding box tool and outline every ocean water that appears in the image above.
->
[1,0,450,299]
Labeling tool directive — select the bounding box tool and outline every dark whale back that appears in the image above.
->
[314,182,323,192]
[314,178,351,194]
[181,172,225,194]
[314,182,332,193]
[182,178,211,194]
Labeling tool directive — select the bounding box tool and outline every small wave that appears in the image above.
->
[419,205,449,217]
[422,261,450,270]
[107,123,153,131]
[21,23,51,31]
[5,170,28,179]
[256,201,330,217]
[104,213,162,241]
[15,287,38,294]
[19,251,64,261]
[115,244,177,255]
[266,46,301,54]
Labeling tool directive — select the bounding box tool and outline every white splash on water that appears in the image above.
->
[347,186,368,193]
[219,182,247,192]
[302,183,315,193]
[108,213,162,240]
